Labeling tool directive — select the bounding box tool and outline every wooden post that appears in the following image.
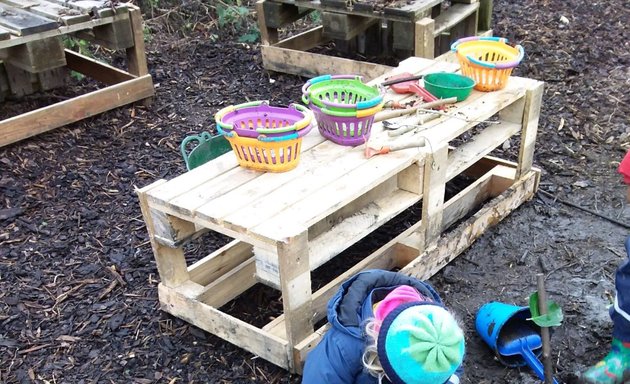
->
[478,0,493,31]
[276,232,314,370]
[516,81,544,178]
[126,7,149,76]
[256,0,279,45]
[137,181,190,288]
[415,18,435,58]
[420,142,449,250]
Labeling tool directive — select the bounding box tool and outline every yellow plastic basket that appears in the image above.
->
[217,127,303,173]
[451,37,524,92]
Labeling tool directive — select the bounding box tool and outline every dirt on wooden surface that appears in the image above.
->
[1,0,630,383]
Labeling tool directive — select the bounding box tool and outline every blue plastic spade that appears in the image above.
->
[498,333,559,384]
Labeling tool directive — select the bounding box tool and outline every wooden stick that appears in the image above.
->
[536,273,554,384]
[374,97,458,122]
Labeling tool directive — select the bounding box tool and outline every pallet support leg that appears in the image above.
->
[415,18,435,58]
[137,181,190,288]
[516,82,544,179]
[126,7,149,77]
[277,232,314,371]
[257,0,279,45]
[419,143,449,250]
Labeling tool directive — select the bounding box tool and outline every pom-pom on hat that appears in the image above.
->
[377,302,465,384]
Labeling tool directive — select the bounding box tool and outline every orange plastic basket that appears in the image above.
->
[451,37,524,92]
[217,127,303,172]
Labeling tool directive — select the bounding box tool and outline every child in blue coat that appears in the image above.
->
[577,153,630,383]
[302,269,465,384]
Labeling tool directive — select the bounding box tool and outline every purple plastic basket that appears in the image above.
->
[310,104,376,146]
[216,101,312,140]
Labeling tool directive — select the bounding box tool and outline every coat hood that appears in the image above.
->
[327,270,443,339]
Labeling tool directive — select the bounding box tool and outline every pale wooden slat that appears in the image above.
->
[0,25,10,39]
[195,136,355,222]
[433,2,480,36]
[254,152,422,240]
[445,121,521,181]
[0,3,58,35]
[147,129,326,207]
[0,0,90,25]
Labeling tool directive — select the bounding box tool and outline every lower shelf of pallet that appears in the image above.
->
[157,158,540,373]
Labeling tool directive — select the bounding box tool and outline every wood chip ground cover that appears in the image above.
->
[1,0,630,383]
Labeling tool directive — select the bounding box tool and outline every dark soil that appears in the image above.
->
[2,0,630,383]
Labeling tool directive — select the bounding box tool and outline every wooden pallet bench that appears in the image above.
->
[137,56,543,373]
[0,1,154,147]
[257,0,491,79]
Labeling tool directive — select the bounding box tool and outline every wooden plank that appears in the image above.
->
[158,283,290,369]
[383,0,441,20]
[0,25,9,39]
[65,48,134,84]
[46,0,128,18]
[137,181,190,288]
[321,11,377,40]
[36,66,65,90]
[276,232,313,371]
[515,81,544,178]
[125,7,148,77]
[256,0,278,45]
[478,0,492,30]
[433,2,479,36]
[0,14,125,49]
[0,61,8,100]
[0,4,58,35]
[445,121,521,181]
[262,0,310,28]
[88,17,134,50]
[253,154,422,240]
[196,258,257,308]
[255,188,419,286]
[414,17,434,58]
[0,0,90,25]
[188,241,254,286]
[274,25,324,51]
[401,169,538,280]
[419,142,448,249]
[261,44,393,81]
[195,137,352,223]
[3,61,35,96]
[6,36,66,72]
[0,74,153,146]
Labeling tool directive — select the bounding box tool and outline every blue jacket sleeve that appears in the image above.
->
[302,328,364,384]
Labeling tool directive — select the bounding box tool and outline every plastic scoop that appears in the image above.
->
[385,72,443,109]
[497,333,559,384]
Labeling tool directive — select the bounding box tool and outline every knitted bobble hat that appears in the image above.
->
[377,302,465,384]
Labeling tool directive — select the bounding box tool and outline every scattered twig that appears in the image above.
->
[538,189,630,229]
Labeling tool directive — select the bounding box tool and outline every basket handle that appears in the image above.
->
[255,104,314,134]
[450,36,508,51]
[216,125,235,138]
[180,132,213,170]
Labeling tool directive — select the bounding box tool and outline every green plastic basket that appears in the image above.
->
[422,73,476,102]
[301,75,383,113]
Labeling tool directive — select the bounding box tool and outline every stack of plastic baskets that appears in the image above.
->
[214,100,313,172]
[450,37,525,92]
[302,75,384,146]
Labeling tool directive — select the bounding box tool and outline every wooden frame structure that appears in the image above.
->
[137,56,543,373]
[257,0,491,79]
[0,4,154,147]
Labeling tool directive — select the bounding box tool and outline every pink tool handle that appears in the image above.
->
[410,84,444,110]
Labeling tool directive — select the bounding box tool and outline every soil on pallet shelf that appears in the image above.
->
[1,0,630,383]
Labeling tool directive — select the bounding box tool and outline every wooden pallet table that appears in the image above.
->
[257,0,491,79]
[137,56,543,373]
[0,1,154,147]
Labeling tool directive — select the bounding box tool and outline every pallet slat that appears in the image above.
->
[433,2,479,35]
[0,0,90,25]
[0,3,58,35]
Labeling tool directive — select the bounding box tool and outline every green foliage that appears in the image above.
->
[216,2,249,28]
[528,292,564,328]
[309,10,322,24]
[62,37,91,81]
[215,0,260,43]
